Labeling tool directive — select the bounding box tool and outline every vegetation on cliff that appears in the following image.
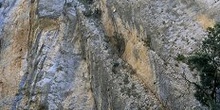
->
[187,23,220,109]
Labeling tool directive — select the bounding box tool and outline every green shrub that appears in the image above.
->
[187,23,220,109]
[176,54,186,62]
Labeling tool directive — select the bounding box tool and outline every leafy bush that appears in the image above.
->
[187,23,220,109]
[176,54,186,62]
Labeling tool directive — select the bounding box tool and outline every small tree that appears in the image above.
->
[188,23,220,109]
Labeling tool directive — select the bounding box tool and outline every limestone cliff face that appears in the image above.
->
[0,0,219,109]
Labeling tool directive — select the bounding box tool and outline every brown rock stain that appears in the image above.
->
[100,0,115,37]
[196,14,215,29]
[120,20,155,92]
[100,0,155,92]
[38,18,60,30]
[0,0,60,108]
[0,1,30,109]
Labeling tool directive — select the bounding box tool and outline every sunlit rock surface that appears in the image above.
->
[0,0,220,109]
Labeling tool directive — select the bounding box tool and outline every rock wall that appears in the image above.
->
[0,0,220,109]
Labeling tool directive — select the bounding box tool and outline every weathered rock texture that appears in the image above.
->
[0,0,220,109]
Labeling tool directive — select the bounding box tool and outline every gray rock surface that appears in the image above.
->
[0,0,220,109]
[38,0,65,18]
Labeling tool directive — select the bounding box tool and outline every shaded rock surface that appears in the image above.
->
[0,0,219,109]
